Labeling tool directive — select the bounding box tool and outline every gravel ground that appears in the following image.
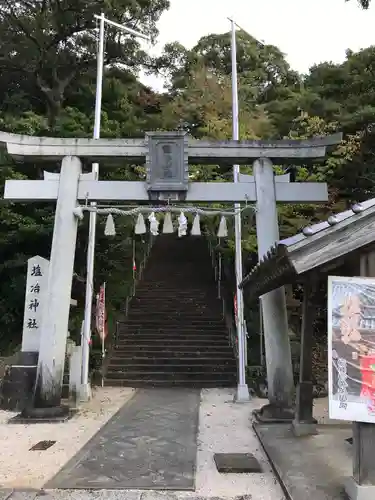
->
[0,388,285,499]
[193,388,285,499]
[313,396,350,425]
[0,387,135,489]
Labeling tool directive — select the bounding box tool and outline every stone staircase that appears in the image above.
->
[105,234,237,387]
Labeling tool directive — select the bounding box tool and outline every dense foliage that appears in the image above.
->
[0,0,374,353]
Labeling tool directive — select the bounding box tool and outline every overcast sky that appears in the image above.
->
[139,0,375,91]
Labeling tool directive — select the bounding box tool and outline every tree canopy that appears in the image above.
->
[356,0,371,7]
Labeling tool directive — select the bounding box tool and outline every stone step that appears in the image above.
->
[126,306,222,312]
[140,278,214,284]
[111,347,234,356]
[118,329,227,336]
[129,297,220,304]
[112,345,233,354]
[125,309,223,316]
[105,370,237,381]
[118,327,227,334]
[130,298,219,305]
[143,269,212,274]
[118,328,227,335]
[120,318,225,325]
[133,296,218,302]
[119,315,226,333]
[104,378,235,388]
[142,265,212,270]
[128,298,221,305]
[115,339,230,347]
[116,329,227,336]
[116,331,228,339]
[115,339,229,347]
[126,306,222,313]
[107,363,235,373]
[134,287,216,293]
[133,293,218,300]
[109,356,236,365]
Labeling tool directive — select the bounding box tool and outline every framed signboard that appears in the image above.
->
[328,276,375,423]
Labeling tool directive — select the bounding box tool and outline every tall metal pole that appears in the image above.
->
[81,12,105,400]
[230,19,250,402]
[80,14,149,401]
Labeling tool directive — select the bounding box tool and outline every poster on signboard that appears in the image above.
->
[328,275,375,423]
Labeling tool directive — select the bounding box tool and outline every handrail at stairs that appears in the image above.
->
[114,234,154,347]
[205,232,248,366]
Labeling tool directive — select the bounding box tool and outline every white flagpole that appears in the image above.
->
[101,282,106,387]
[229,17,250,402]
[81,14,150,401]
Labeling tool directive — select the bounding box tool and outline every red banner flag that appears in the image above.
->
[96,283,108,341]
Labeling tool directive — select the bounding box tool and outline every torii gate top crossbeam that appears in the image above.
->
[0,131,343,164]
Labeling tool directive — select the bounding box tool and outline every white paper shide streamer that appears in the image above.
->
[104,213,116,236]
[162,212,174,234]
[76,202,254,237]
[148,212,159,236]
[191,213,201,236]
[217,216,228,238]
[134,213,146,234]
[178,211,188,237]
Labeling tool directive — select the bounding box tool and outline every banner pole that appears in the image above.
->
[101,282,106,387]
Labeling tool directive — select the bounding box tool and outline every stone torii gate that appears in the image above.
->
[0,130,341,414]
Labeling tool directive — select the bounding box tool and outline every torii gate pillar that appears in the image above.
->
[253,158,294,421]
[35,156,81,415]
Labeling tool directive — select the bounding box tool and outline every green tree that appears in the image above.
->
[0,0,169,126]
[350,0,371,7]
[0,0,170,353]
[153,31,300,107]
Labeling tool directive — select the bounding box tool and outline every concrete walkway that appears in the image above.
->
[47,389,200,490]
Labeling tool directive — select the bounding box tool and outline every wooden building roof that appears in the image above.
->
[239,198,375,300]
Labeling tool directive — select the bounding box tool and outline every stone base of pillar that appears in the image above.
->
[253,403,294,423]
[292,418,318,437]
[0,351,38,412]
[344,476,375,500]
[9,404,74,424]
[233,383,251,403]
[79,382,92,402]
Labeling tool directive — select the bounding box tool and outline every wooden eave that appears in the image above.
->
[240,197,375,300]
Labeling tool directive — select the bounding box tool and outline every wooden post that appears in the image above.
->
[292,275,318,436]
[345,252,375,500]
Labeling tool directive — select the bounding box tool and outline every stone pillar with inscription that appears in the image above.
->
[0,256,49,411]
[22,256,49,353]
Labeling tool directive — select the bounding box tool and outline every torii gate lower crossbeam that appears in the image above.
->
[1,131,342,415]
[4,178,328,203]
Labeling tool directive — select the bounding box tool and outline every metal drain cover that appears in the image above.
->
[214,453,262,473]
[29,440,56,451]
